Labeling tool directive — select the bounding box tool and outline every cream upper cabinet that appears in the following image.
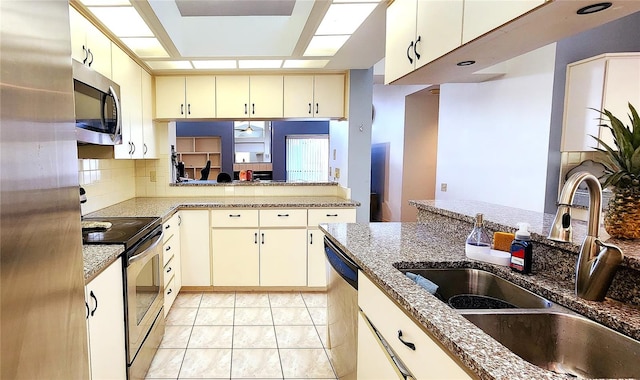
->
[141,70,157,158]
[385,0,463,84]
[283,75,345,118]
[180,210,211,287]
[85,257,127,380]
[216,75,284,118]
[461,0,544,44]
[216,76,250,118]
[562,53,640,152]
[69,6,112,78]
[112,45,144,159]
[155,76,216,119]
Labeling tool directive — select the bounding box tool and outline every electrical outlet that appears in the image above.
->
[335,168,340,179]
[150,170,157,182]
[440,183,447,192]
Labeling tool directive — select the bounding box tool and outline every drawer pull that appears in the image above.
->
[167,288,172,295]
[326,214,339,217]
[165,245,171,252]
[254,232,258,244]
[397,330,416,350]
[229,214,241,218]
[166,266,172,273]
[261,233,265,244]
[277,214,289,217]
[165,224,170,229]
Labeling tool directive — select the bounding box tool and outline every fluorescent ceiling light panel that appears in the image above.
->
[145,61,193,70]
[192,60,238,69]
[80,0,130,5]
[315,3,377,35]
[332,0,382,2]
[88,6,154,37]
[283,60,329,69]
[238,60,283,69]
[303,35,349,56]
[120,37,169,57]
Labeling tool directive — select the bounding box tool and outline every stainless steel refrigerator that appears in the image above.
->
[1,1,90,378]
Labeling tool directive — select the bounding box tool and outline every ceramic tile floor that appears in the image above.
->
[145,291,337,380]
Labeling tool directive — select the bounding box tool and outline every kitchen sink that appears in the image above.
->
[463,312,640,378]
[399,268,552,309]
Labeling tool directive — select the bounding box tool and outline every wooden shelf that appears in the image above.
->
[177,137,222,180]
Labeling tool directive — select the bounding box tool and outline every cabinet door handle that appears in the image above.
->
[254,232,258,244]
[406,41,414,64]
[310,232,313,245]
[166,266,172,273]
[166,245,171,252]
[315,103,319,114]
[308,103,312,114]
[82,45,88,64]
[277,213,289,217]
[181,104,184,115]
[128,142,133,155]
[261,233,265,244]
[397,330,416,350]
[131,142,136,155]
[85,301,89,320]
[143,143,148,155]
[188,103,191,115]
[414,35,421,61]
[326,214,338,217]
[167,288,172,295]
[89,290,98,317]
[178,215,182,226]
[229,214,241,218]
[252,103,255,114]
[87,48,94,66]
[165,224,171,230]
[244,103,248,114]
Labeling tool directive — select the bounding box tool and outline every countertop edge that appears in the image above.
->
[83,244,124,283]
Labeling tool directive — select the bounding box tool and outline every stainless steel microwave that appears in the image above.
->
[72,60,122,145]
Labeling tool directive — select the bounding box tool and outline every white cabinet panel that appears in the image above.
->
[307,229,327,287]
[283,76,314,117]
[180,210,211,287]
[313,75,345,118]
[357,311,404,380]
[260,209,307,227]
[216,76,250,118]
[260,229,307,286]
[210,209,259,228]
[155,76,216,119]
[212,228,260,286]
[461,0,544,44]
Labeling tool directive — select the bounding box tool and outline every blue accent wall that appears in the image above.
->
[176,121,234,175]
[271,120,329,181]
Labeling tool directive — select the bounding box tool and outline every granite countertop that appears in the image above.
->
[320,221,640,380]
[82,244,124,283]
[86,196,360,220]
[170,180,340,187]
[410,200,640,270]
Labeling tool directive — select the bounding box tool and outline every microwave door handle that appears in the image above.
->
[109,86,122,142]
[128,230,162,264]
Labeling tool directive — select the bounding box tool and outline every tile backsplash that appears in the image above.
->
[78,159,135,215]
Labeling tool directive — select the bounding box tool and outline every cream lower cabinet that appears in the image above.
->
[85,257,127,380]
[307,208,356,287]
[163,212,182,315]
[357,311,405,380]
[212,228,260,286]
[359,272,472,379]
[180,210,211,286]
[260,228,307,286]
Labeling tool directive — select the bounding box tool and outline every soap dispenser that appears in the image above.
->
[465,213,492,258]
[510,222,533,274]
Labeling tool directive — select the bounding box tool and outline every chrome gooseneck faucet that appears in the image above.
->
[548,171,623,301]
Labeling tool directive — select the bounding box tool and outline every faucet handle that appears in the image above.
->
[548,204,572,242]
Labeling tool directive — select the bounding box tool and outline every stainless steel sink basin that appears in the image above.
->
[464,312,640,378]
[400,268,552,309]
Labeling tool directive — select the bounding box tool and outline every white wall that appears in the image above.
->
[329,120,349,188]
[436,43,557,212]
[372,84,426,221]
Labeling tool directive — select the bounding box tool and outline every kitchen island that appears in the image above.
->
[320,200,640,380]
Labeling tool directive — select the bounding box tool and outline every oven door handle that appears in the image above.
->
[128,230,163,265]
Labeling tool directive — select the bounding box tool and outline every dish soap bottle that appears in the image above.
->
[510,222,533,274]
[465,213,492,259]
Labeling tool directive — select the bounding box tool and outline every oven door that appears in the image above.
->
[126,226,164,363]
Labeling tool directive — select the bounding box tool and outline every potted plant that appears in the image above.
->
[591,102,640,240]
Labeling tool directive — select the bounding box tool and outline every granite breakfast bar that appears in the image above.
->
[320,199,640,380]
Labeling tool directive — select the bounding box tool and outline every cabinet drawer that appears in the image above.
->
[308,208,356,226]
[211,209,259,228]
[359,273,471,379]
[163,212,181,243]
[260,209,307,227]
[164,255,177,287]
[164,276,177,316]
[163,236,177,267]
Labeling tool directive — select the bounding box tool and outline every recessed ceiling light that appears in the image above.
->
[304,35,349,56]
[457,60,476,66]
[283,60,330,69]
[577,2,612,14]
[238,60,283,69]
[192,60,237,69]
[120,38,168,57]
[89,7,153,37]
[145,61,193,70]
[315,3,378,35]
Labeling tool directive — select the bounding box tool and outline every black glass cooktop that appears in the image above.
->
[82,216,161,250]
